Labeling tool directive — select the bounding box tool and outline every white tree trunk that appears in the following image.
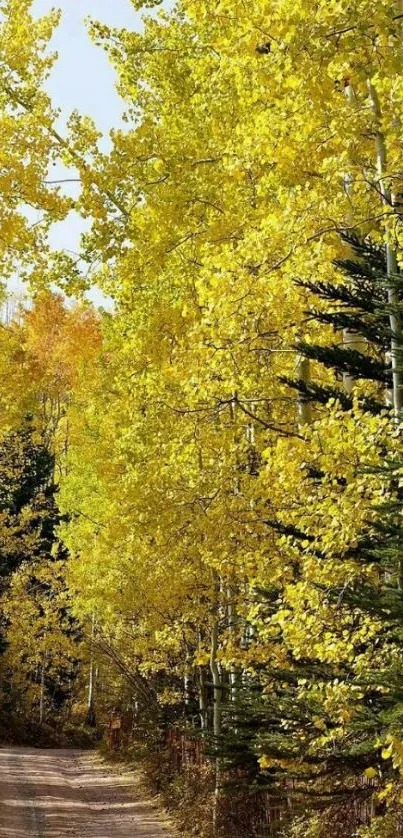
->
[210,617,222,738]
[39,663,45,725]
[210,572,222,837]
[86,613,97,726]
[184,654,191,708]
[227,582,239,709]
[296,354,312,425]
[342,83,368,396]
[342,329,366,396]
[198,666,208,730]
[367,79,403,416]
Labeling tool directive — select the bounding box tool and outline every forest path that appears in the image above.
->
[0,746,173,837]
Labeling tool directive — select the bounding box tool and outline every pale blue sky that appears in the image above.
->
[21,0,144,304]
[33,0,141,134]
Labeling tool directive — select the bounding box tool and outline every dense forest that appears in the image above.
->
[1,0,403,835]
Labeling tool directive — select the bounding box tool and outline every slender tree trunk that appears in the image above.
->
[39,663,45,725]
[211,616,222,837]
[197,628,208,730]
[230,398,241,495]
[184,653,192,709]
[86,613,97,726]
[341,82,369,396]
[296,354,312,425]
[342,328,366,396]
[210,617,222,738]
[87,661,97,723]
[366,77,403,589]
[227,582,239,711]
[198,666,208,730]
[367,80,403,417]
[210,571,222,837]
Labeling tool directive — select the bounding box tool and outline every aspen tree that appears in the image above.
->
[367,80,403,416]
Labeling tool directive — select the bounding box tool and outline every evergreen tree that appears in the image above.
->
[281,232,401,416]
[0,422,62,582]
[262,234,403,833]
[0,422,77,727]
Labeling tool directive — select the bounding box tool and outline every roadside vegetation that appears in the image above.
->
[1,1,403,835]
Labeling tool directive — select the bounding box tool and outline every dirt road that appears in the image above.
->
[0,747,173,837]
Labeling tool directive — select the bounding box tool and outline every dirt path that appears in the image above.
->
[0,747,173,837]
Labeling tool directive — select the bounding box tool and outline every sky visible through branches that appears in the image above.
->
[11,0,142,305]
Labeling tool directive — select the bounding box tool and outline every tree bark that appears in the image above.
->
[86,613,97,727]
[210,616,222,738]
[39,663,45,725]
[296,354,312,425]
[367,79,403,417]
[198,665,208,730]
[210,571,222,837]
